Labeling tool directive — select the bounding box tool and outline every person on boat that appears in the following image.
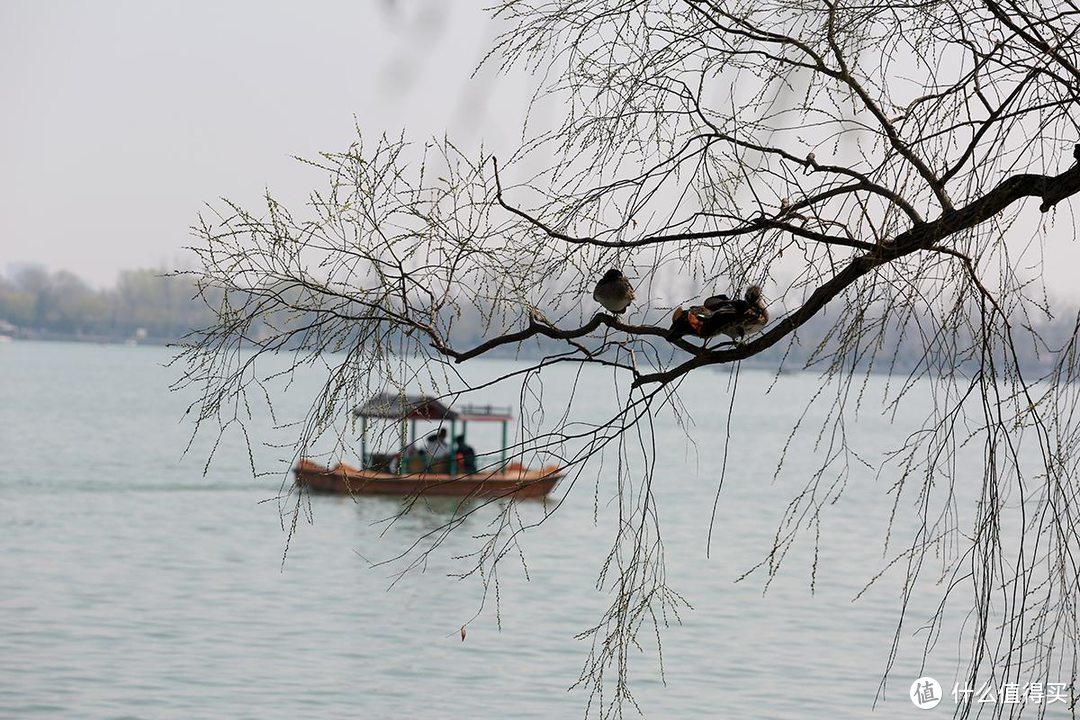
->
[390,439,427,473]
[421,429,451,472]
[455,435,478,474]
[388,444,425,472]
[425,429,450,460]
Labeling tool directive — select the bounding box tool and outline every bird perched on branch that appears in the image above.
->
[667,286,768,344]
[593,269,635,315]
[702,293,730,310]
[667,303,721,342]
[719,285,768,340]
[665,292,733,340]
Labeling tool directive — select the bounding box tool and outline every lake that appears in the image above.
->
[0,340,1071,718]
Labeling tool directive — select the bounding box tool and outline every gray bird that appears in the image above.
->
[593,269,635,315]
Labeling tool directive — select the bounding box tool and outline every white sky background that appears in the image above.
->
[3,1,1079,301]
[0,0,517,287]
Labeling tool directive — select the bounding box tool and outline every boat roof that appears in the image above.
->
[352,393,513,422]
[354,393,457,420]
[456,404,514,423]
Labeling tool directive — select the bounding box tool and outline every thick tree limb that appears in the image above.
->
[432,312,701,362]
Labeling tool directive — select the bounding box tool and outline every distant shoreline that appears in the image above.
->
[0,329,178,347]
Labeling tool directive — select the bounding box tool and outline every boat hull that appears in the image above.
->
[293,459,561,499]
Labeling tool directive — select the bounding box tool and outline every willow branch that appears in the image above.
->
[431,312,697,362]
[634,148,1080,386]
[494,156,876,252]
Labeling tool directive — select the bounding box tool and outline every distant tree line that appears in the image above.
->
[0,266,219,343]
[2,264,1076,377]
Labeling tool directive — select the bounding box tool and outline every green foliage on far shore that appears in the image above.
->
[0,266,217,343]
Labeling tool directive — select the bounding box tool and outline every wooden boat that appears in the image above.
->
[294,392,562,499]
[293,459,561,499]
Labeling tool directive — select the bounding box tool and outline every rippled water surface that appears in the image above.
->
[0,341,1071,718]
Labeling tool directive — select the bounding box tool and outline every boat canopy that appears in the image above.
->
[353,392,457,421]
[352,393,513,423]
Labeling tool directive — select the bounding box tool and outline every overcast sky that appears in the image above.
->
[4,2,1079,300]
[1,1,515,287]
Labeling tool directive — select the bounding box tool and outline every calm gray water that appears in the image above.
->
[0,341,1070,719]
